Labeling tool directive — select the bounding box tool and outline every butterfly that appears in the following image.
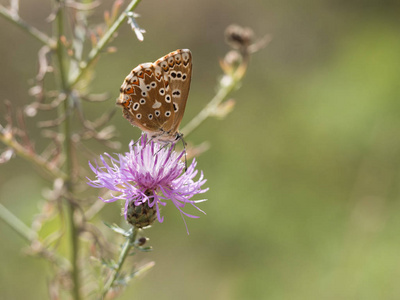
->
[117,49,192,144]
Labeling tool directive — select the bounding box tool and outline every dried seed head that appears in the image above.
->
[225,24,254,51]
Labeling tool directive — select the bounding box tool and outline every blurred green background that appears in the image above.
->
[2,0,400,299]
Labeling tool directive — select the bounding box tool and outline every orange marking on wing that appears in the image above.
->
[125,87,134,94]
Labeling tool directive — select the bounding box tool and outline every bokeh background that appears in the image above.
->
[2,0,400,299]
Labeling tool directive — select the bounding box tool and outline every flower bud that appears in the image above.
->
[126,191,157,228]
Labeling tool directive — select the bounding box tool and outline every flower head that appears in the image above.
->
[87,135,208,232]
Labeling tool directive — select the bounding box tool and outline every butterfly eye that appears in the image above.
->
[151,82,156,87]
[155,110,160,117]
[159,88,165,96]
[148,114,153,120]
[146,85,151,90]
[170,71,177,78]
[140,98,146,104]
[141,91,147,97]
[165,95,171,103]
[136,113,142,119]
[177,72,182,79]
[173,103,179,112]
[165,111,171,117]
[182,74,187,80]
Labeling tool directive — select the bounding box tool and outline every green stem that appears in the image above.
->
[181,67,245,137]
[68,0,142,88]
[0,134,67,180]
[102,227,138,298]
[0,203,70,269]
[54,1,80,299]
[0,5,56,48]
[0,202,37,241]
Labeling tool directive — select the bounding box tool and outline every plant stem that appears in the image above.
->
[0,202,37,241]
[181,65,246,137]
[0,5,56,48]
[0,203,70,268]
[102,227,138,298]
[68,0,142,88]
[54,1,80,299]
[0,134,67,180]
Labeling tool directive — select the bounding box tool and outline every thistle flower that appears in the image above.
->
[87,135,208,232]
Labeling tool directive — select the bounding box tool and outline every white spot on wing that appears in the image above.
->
[182,52,189,62]
[154,67,162,78]
[139,78,147,91]
[141,63,153,68]
[152,100,161,109]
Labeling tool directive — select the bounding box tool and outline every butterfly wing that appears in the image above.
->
[117,62,174,136]
[155,49,192,133]
[117,49,192,141]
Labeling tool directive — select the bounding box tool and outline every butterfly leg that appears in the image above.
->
[154,142,172,156]
[173,132,187,172]
[180,137,187,172]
